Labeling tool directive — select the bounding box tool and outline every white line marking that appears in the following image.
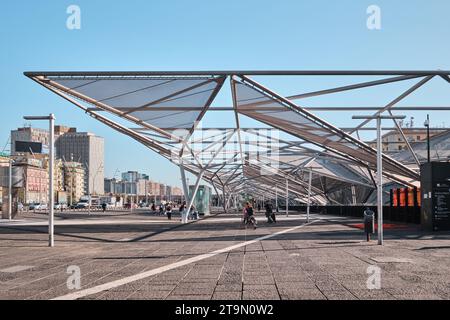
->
[0,219,174,227]
[0,265,34,273]
[52,220,317,300]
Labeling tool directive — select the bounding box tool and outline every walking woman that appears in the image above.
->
[166,203,172,220]
[242,202,257,229]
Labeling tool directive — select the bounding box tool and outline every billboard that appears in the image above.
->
[15,141,43,154]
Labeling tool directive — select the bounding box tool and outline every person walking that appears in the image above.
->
[166,203,172,220]
[101,202,107,213]
[241,202,248,228]
[264,201,273,223]
[242,202,257,229]
[179,201,185,214]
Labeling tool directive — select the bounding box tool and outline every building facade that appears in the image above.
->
[63,161,86,205]
[56,132,104,195]
[15,157,49,204]
[369,128,447,152]
[11,125,77,156]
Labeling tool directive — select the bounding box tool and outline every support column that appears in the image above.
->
[48,114,55,247]
[8,157,12,220]
[286,179,289,217]
[351,185,357,205]
[222,186,227,213]
[376,116,383,245]
[275,186,278,211]
[307,168,312,223]
[184,171,205,223]
[179,164,189,204]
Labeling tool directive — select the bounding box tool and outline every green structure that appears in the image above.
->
[189,185,211,215]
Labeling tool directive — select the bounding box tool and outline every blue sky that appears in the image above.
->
[1,1,450,187]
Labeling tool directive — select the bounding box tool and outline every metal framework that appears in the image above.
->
[25,70,450,213]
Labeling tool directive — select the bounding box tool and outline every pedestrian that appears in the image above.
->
[101,202,107,213]
[265,201,273,223]
[243,202,257,229]
[179,201,185,214]
[241,202,248,228]
[166,203,172,220]
[189,205,196,220]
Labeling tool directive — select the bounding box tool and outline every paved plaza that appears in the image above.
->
[0,211,449,300]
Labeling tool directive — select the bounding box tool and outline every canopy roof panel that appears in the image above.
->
[232,76,419,180]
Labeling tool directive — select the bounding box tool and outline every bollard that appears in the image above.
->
[364,208,375,241]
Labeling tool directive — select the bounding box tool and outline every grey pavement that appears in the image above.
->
[0,210,449,300]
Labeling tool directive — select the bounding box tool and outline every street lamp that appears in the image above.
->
[424,114,431,163]
[352,114,406,246]
[8,157,13,221]
[23,114,55,247]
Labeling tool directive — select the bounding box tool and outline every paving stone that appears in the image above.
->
[242,290,280,300]
[212,291,242,300]
[322,290,358,300]
[279,288,326,300]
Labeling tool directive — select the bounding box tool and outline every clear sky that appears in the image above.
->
[1,1,450,187]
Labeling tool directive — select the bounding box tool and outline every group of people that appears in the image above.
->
[150,201,199,221]
[179,202,199,220]
[241,200,277,229]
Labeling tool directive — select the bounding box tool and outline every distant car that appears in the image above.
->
[75,202,89,209]
[30,203,48,210]
[54,203,68,210]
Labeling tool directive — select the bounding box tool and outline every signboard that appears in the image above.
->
[433,182,450,229]
[421,162,450,231]
[15,141,43,154]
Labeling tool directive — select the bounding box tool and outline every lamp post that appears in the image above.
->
[23,114,55,247]
[8,157,13,220]
[352,114,406,246]
[424,114,431,163]
[286,179,289,217]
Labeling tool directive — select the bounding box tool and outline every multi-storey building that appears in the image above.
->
[13,156,49,204]
[56,132,104,195]
[172,187,183,196]
[63,161,86,205]
[11,125,77,155]
[369,128,447,152]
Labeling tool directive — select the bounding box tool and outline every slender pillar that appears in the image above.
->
[307,168,312,223]
[275,186,278,211]
[179,164,189,204]
[49,114,55,247]
[286,179,289,217]
[222,186,227,213]
[426,114,431,163]
[184,171,205,223]
[376,116,383,245]
[8,157,12,220]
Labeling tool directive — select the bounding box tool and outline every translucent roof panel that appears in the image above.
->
[233,78,418,180]
[45,76,224,130]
